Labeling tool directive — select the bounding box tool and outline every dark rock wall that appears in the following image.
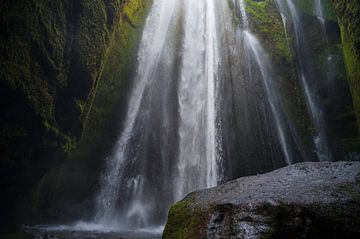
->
[24,0,151,224]
[0,0,149,231]
[331,0,360,152]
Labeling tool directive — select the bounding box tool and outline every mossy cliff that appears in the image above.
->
[331,0,360,133]
[289,0,360,156]
[23,0,151,224]
[245,0,314,157]
[226,0,314,176]
[0,0,150,231]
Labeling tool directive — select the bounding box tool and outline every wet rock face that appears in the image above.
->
[0,0,149,230]
[331,0,360,134]
[163,162,360,239]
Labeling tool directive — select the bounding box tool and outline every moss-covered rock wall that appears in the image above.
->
[0,0,149,231]
[23,0,151,225]
[331,0,360,133]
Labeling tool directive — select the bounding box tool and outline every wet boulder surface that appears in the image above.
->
[163,161,360,239]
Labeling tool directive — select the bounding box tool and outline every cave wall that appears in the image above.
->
[0,0,149,231]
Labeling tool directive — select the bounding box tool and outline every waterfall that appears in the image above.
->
[94,0,225,230]
[237,0,294,165]
[90,0,340,232]
[315,0,326,26]
[94,0,181,228]
[176,0,220,200]
[276,0,333,161]
[238,0,249,28]
[243,31,292,165]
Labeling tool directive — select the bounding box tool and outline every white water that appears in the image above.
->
[86,0,333,231]
[276,0,332,161]
[94,0,180,227]
[315,0,326,26]
[95,0,224,230]
[238,0,249,28]
[244,31,292,165]
[238,0,293,165]
[26,1,353,236]
[176,0,220,199]
[25,222,164,234]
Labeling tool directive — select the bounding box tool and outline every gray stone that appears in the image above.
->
[163,162,360,239]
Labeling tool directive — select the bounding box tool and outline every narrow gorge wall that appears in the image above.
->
[24,0,151,225]
[330,0,360,154]
[331,0,360,132]
[0,0,149,230]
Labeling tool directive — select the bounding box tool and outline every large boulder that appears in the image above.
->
[163,162,360,239]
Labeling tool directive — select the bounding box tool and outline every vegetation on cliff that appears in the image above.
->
[1,0,359,234]
[331,0,360,132]
[24,0,151,224]
[0,0,150,230]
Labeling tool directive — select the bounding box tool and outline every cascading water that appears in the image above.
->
[94,0,181,228]
[243,31,292,165]
[313,0,340,111]
[88,0,348,233]
[92,0,299,230]
[315,0,326,26]
[175,0,220,199]
[26,1,359,237]
[237,0,295,165]
[276,0,333,161]
[94,0,225,230]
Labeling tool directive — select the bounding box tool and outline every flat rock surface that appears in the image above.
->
[163,162,360,239]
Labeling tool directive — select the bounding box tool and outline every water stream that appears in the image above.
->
[276,0,333,161]
[94,0,226,230]
[31,0,351,236]
[91,0,299,231]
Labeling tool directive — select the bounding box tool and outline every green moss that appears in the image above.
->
[62,136,76,153]
[0,0,151,228]
[331,0,360,132]
[243,0,314,155]
[341,25,360,131]
[244,0,294,62]
[163,195,209,239]
[24,0,152,222]
[292,0,337,21]
[72,0,151,162]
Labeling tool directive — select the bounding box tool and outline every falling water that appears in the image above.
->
[315,0,326,26]
[238,0,293,165]
[238,0,249,28]
[94,0,180,228]
[94,0,224,230]
[276,0,332,161]
[91,0,333,232]
[244,31,292,165]
[176,0,220,199]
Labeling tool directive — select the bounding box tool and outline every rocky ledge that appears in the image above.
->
[163,162,360,239]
